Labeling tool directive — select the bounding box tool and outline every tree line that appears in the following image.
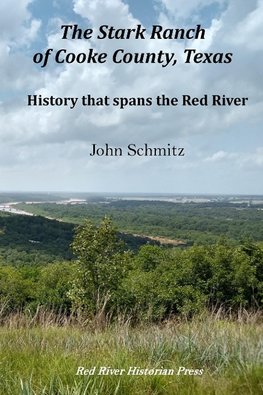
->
[0,217,262,321]
[16,200,263,245]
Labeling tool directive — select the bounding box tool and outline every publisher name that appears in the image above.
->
[90,143,185,157]
[76,366,204,376]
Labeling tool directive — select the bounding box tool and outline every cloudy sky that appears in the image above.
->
[0,0,262,194]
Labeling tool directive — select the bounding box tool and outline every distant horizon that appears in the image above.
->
[0,191,263,197]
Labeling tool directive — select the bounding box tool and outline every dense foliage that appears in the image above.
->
[0,213,159,266]
[70,218,131,313]
[17,200,263,244]
[0,213,74,264]
[0,217,262,320]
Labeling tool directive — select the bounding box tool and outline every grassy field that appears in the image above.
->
[0,311,262,395]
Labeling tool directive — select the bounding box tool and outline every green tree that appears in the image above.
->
[36,261,74,312]
[70,217,130,313]
[0,265,36,310]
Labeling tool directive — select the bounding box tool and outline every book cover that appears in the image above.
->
[0,0,262,394]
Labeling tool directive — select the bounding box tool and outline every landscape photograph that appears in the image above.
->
[0,192,262,394]
[0,0,263,394]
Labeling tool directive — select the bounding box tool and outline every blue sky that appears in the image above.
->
[30,0,158,29]
[0,0,262,194]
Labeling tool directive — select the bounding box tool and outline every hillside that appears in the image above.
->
[0,213,160,265]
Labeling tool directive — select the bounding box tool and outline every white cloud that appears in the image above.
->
[231,0,263,50]
[159,0,225,20]
[204,148,263,169]
[0,0,262,193]
[0,0,41,45]
[205,150,231,162]
[237,148,263,169]
[0,0,41,93]
[73,0,133,25]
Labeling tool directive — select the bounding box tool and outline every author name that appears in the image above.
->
[90,143,185,157]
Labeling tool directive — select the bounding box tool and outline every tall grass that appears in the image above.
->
[0,309,262,394]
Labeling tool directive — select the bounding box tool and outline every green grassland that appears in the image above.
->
[0,313,262,395]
